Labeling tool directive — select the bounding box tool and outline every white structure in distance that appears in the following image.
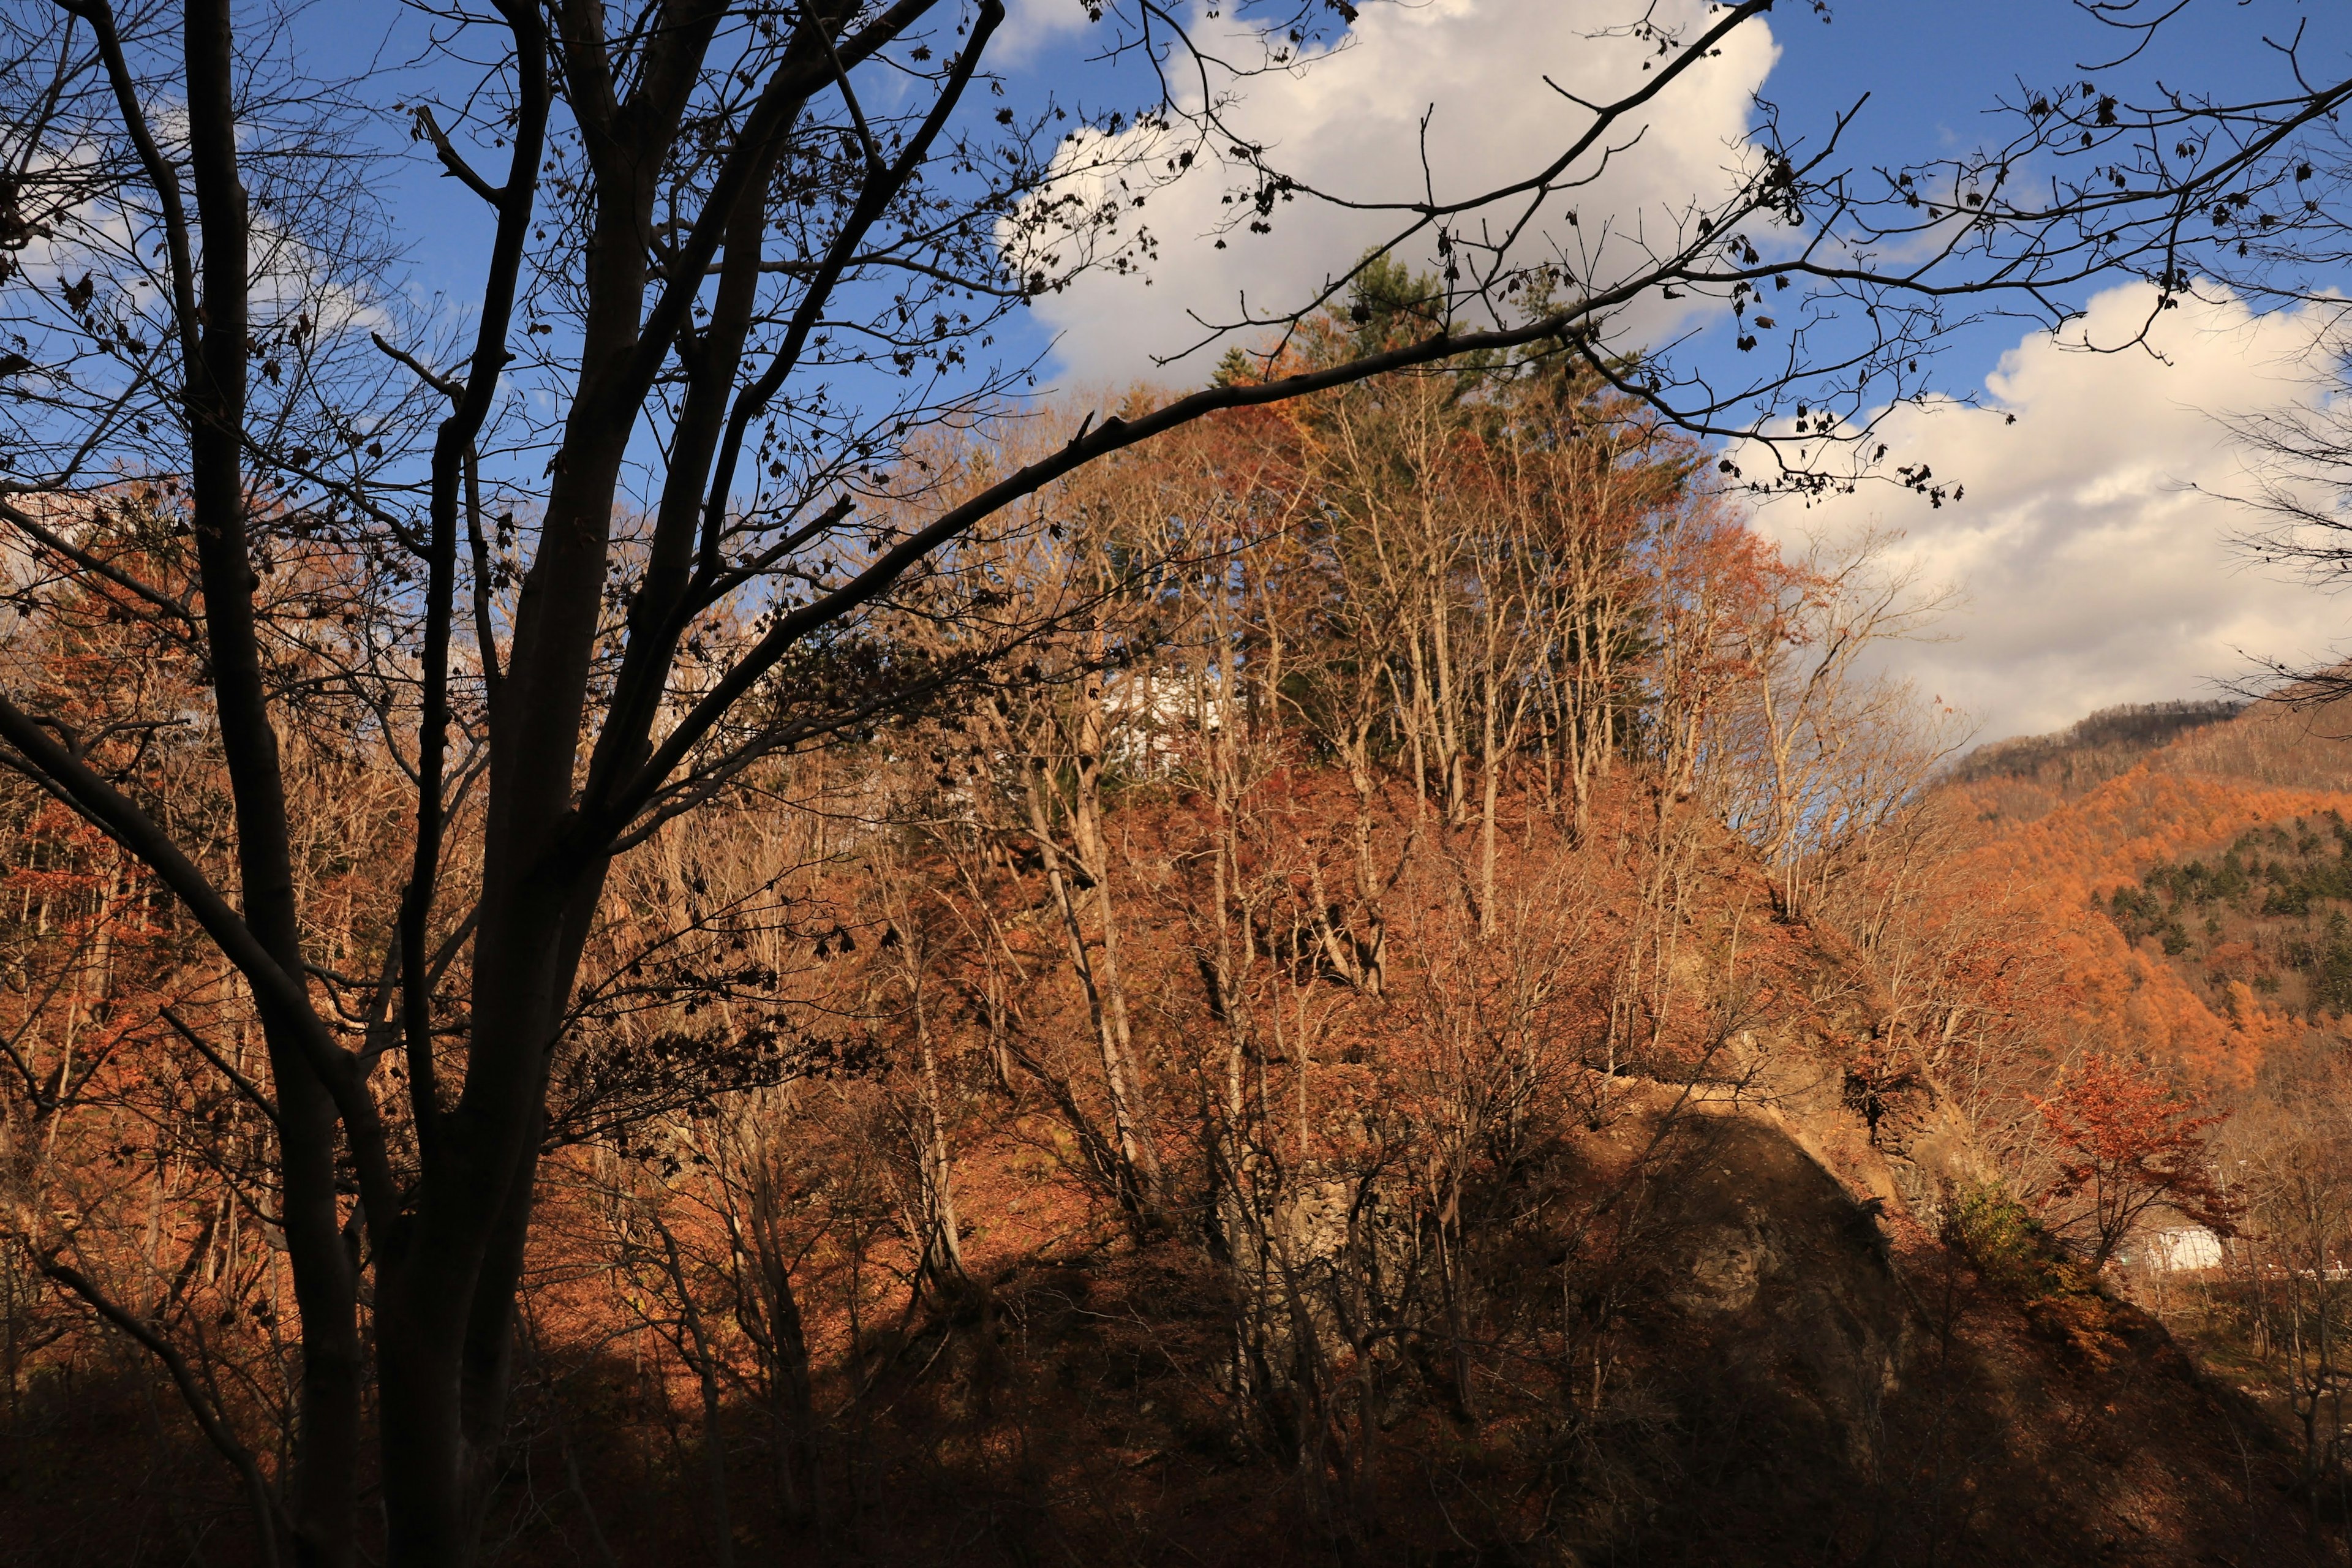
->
[2147,1227,2224,1273]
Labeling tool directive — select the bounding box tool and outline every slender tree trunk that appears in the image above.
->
[1023,761,1161,1214]
[657,1218,737,1568]
[1479,662,1500,938]
[905,953,967,1294]
[182,5,366,1557]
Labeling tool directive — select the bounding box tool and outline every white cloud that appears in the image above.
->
[1742,283,2346,746]
[1020,0,1778,384]
[995,0,1093,65]
[1009,10,2348,751]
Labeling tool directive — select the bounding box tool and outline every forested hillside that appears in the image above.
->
[5,285,2342,1564]
[1920,693,2352,1546]
[1949,699,2247,826]
[1938,695,2352,1077]
[18,0,2352,1555]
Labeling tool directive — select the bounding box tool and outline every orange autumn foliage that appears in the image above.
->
[1942,747,2352,1086]
[2035,1052,2236,1268]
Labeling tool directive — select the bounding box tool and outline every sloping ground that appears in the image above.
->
[464,1091,2317,1566]
[7,760,2339,1566]
[491,806,2333,1567]
[10,1088,2312,1568]
[581,1090,2314,1567]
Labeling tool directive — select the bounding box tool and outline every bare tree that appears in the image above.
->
[2,0,2345,1561]
[1712,525,1964,914]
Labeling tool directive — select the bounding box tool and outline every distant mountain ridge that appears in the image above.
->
[1946,695,2352,831]
[1950,700,2248,822]
[1964,700,2251,775]
[1934,692,2352,1083]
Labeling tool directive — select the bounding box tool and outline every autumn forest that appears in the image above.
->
[10,1,2352,1566]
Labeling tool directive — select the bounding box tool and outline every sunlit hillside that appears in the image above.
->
[1936,696,2352,1083]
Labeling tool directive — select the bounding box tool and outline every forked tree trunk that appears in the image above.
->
[4,4,1719,1562]
[374,852,598,1566]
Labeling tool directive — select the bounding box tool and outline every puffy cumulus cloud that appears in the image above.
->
[1019,0,1778,383]
[1740,283,2345,747]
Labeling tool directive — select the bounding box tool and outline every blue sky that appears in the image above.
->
[1003,0,2345,384]
[336,0,2341,399]
[300,0,2352,743]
